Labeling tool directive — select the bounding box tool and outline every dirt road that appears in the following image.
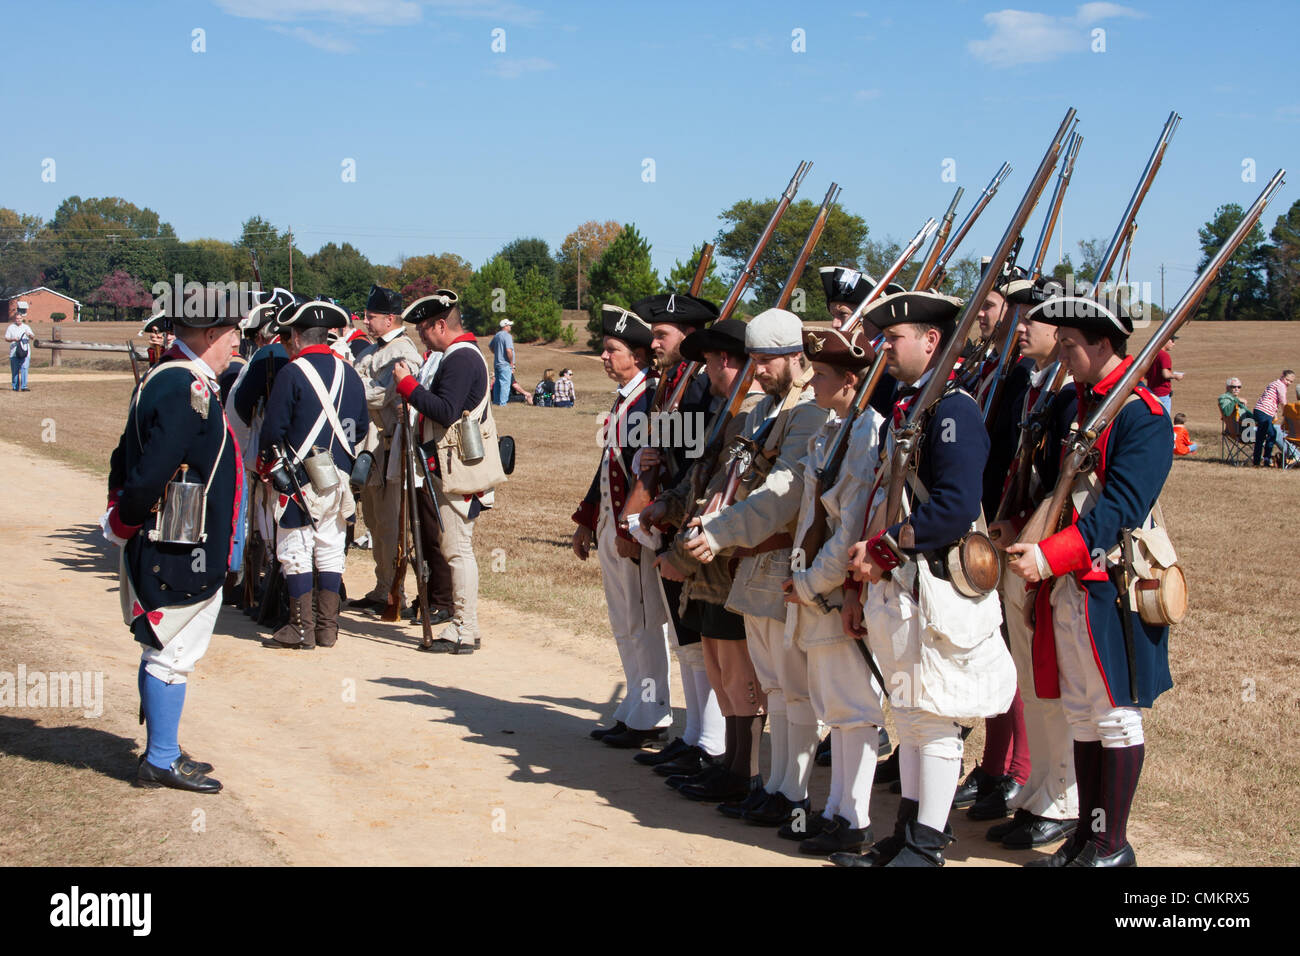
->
[0,440,1210,866]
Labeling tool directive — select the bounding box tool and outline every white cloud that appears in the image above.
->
[968,3,1145,67]
[486,56,556,79]
[215,0,541,27]
[216,0,423,25]
[268,24,356,52]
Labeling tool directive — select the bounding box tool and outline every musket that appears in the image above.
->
[795,334,888,569]
[401,401,434,648]
[382,430,409,623]
[1016,168,1284,551]
[623,242,717,524]
[929,162,1013,288]
[127,340,142,385]
[695,172,828,459]
[994,359,1070,524]
[914,187,964,291]
[865,108,1076,552]
[838,217,938,335]
[1087,111,1180,299]
[662,162,812,415]
[1030,130,1082,280]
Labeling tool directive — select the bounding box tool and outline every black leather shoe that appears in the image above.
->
[986,808,1035,842]
[857,834,906,867]
[347,596,385,612]
[679,769,749,802]
[653,747,713,777]
[590,722,626,741]
[136,756,222,794]
[602,727,667,749]
[778,810,831,842]
[417,637,474,654]
[178,751,213,775]
[967,775,1023,820]
[635,736,690,766]
[408,603,453,626]
[1027,840,1084,867]
[829,850,874,868]
[883,820,950,867]
[1002,815,1078,849]
[743,792,808,827]
[952,767,994,809]
[1068,842,1137,867]
[666,763,725,792]
[799,816,872,856]
[717,783,768,818]
[815,735,832,766]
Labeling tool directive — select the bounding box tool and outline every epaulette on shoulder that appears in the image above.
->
[1131,385,1164,415]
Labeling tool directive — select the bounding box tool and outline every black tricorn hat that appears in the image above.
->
[680,317,748,362]
[601,304,654,349]
[820,266,903,307]
[861,290,963,335]
[279,299,350,330]
[270,293,311,332]
[170,286,242,329]
[366,284,403,315]
[403,290,459,325]
[630,293,718,329]
[141,312,169,334]
[1007,275,1065,308]
[241,286,294,332]
[803,326,874,370]
[1026,294,1133,337]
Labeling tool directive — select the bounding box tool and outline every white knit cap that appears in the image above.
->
[745,308,803,355]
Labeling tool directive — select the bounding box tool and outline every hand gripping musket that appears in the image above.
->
[864,109,1076,554]
[1015,168,1284,555]
[838,217,938,335]
[929,163,1013,289]
[400,401,434,648]
[913,187,964,291]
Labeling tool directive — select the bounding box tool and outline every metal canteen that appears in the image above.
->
[458,411,485,464]
[303,445,339,494]
[157,464,205,545]
[947,531,1002,597]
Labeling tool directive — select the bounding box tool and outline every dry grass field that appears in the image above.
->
[1,318,1296,865]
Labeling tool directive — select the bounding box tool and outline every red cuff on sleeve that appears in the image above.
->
[843,577,862,596]
[865,531,901,573]
[1039,524,1090,576]
[108,507,142,542]
[571,500,598,532]
[108,487,123,509]
[395,375,419,401]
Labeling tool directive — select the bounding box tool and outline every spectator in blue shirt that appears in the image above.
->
[489,319,515,405]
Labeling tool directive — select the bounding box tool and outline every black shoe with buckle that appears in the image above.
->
[743,792,808,827]
[778,809,831,842]
[136,755,222,794]
[178,751,213,775]
[635,736,690,767]
[799,816,872,856]
[1027,838,1085,867]
[653,746,712,777]
[717,781,767,818]
[1067,842,1137,867]
[590,721,626,741]
[602,727,667,749]
[952,766,994,809]
[1002,815,1078,849]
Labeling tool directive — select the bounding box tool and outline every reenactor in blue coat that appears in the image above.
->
[104,293,246,794]
[258,300,369,650]
[1007,295,1174,867]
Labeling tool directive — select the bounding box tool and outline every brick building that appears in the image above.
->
[3,287,81,323]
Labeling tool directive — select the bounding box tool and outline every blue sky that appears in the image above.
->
[3,0,1297,304]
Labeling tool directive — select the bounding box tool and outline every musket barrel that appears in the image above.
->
[1031,131,1082,278]
[938,162,1013,269]
[915,187,964,290]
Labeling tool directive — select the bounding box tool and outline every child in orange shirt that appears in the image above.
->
[1173,413,1197,456]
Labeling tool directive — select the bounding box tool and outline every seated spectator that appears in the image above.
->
[1218,377,1249,420]
[1172,413,1198,456]
[509,378,533,404]
[553,368,576,407]
[534,368,556,407]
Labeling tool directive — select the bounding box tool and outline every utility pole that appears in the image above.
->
[288,225,294,292]
[1159,263,1165,315]
[576,245,581,310]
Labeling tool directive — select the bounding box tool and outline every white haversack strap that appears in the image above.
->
[293,356,355,461]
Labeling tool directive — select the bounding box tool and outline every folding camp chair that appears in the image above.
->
[1220,410,1253,466]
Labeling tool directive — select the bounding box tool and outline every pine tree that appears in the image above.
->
[584,224,659,348]
[462,256,520,336]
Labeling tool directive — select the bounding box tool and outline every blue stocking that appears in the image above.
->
[139,661,186,769]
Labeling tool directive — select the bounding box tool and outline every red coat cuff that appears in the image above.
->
[1039,524,1090,576]
[108,487,123,509]
[843,577,862,596]
[572,500,598,532]
[865,531,901,573]
[395,375,419,401]
[108,507,142,542]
